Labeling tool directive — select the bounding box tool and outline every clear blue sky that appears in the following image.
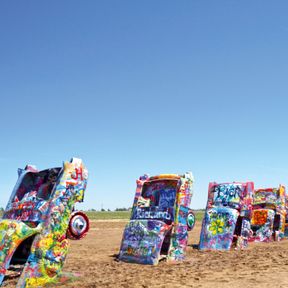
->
[0,1,288,211]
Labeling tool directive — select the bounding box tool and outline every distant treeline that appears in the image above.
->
[87,207,132,212]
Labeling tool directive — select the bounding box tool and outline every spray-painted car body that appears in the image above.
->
[0,158,89,287]
[199,182,254,250]
[119,173,195,265]
[285,193,288,237]
[249,185,286,242]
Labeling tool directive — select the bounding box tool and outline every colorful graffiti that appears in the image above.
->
[213,184,242,208]
[0,158,89,287]
[285,193,288,237]
[119,172,194,265]
[236,218,251,249]
[251,209,269,226]
[250,185,286,242]
[250,209,275,242]
[199,207,238,250]
[199,182,254,251]
[119,220,170,265]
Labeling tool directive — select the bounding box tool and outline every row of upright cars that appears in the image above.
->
[119,177,288,264]
[0,158,287,287]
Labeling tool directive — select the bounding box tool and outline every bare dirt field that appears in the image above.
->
[3,220,288,288]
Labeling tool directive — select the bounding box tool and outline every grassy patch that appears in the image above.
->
[194,210,204,222]
[85,211,131,220]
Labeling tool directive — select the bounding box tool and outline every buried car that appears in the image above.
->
[0,158,89,287]
[249,185,286,242]
[118,173,195,265]
[285,193,288,237]
[199,182,254,251]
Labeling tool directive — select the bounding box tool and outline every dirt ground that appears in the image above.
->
[3,221,288,288]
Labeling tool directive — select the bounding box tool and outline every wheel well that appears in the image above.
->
[234,216,243,236]
[273,214,281,231]
[10,235,36,265]
[160,229,172,255]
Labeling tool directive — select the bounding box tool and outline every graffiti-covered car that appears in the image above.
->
[199,182,254,250]
[118,173,195,265]
[0,158,89,287]
[285,192,288,237]
[249,185,286,242]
